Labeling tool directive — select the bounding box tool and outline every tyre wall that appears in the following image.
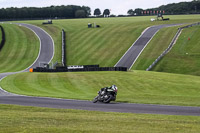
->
[0,25,5,51]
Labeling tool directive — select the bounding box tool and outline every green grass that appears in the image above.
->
[0,24,39,73]
[18,15,200,67]
[152,25,200,76]
[1,71,200,106]
[0,104,200,133]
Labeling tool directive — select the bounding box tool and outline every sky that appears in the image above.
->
[0,0,193,15]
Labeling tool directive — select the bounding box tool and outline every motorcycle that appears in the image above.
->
[93,85,118,103]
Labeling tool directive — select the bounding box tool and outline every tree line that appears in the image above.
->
[128,0,200,16]
[0,5,112,20]
[0,5,91,19]
[1,0,199,20]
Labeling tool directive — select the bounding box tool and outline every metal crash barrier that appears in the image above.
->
[33,65,127,72]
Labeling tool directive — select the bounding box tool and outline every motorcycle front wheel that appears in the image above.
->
[103,95,113,103]
[92,96,98,103]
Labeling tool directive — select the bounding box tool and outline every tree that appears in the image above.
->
[127,9,134,15]
[94,8,101,16]
[82,6,91,17]
[103,9,110,17]
[75,10,86,18]
[0,5,91,19]
[134,8,143,16]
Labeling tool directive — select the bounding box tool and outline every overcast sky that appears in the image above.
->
[0,0,193,15]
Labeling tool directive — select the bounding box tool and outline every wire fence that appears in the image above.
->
[146,22,200,71]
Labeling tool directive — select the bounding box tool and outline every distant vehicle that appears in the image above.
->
[93,85,118,103]
[42,20,52,24]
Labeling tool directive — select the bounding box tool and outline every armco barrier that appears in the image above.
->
[33,65,127,72]
[61,29,66,66]
[0,25,5,51]
[146,22,200,71]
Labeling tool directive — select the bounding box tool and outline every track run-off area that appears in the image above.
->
[0,23,200,116]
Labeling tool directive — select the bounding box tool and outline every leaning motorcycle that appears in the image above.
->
[93,85,118,103]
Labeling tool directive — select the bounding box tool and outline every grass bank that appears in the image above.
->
[20,15,200,67]
[24,17,152,66]
[132,26,180,70]
[0,104,200,133]
[0,24,39,73]
[1,71,200,106]
[152,25,200,76]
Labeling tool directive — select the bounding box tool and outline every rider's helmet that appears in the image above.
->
[111,85,118,92]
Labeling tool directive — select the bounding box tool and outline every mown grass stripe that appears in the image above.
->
[74,29,112,65]
[70,29,105,63]
[95,28,125,66]
[27,73,51,95]
[46,74,69,95]
[8,26,28,70]
[0,24,39,73]
[58,74,78,94]
[74,24,128,66]
[99,25,130,66]
[0,25,19,71]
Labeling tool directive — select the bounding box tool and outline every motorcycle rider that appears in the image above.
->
[100,85,117,96]
[93,85,118,103]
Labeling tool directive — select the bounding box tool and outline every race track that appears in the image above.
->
[0,23,200,116]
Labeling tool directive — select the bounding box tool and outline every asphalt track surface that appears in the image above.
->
[0,96,200,116]
[0,23,200,116]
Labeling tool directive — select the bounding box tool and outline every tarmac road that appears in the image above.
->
[1,23,200,116]
[17,23,54,70]
[0,96,200,116]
